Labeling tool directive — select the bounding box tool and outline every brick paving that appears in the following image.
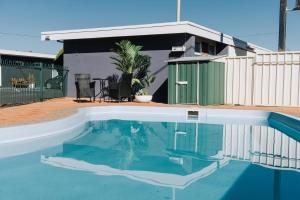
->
[0,97,300,127]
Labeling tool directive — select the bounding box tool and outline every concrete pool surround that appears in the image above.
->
[0,106,299,158]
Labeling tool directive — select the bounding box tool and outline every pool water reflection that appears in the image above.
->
[1,120,300,200]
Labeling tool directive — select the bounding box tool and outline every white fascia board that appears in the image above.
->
[0,49,55,59]
[41,21,271,51]
[41,21,188,41]
[41,21,236,46]
[247,42,273,53]
[184,22,244,47]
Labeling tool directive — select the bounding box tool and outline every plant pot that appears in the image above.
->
[135,95,152,103]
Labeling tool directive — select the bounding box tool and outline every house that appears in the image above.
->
[41,21,272,102]
[0,49,55,87]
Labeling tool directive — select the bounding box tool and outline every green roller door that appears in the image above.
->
[168,60,225,105]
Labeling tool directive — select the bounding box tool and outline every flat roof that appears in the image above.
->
[0,49,55,59]
[41,21,271,52]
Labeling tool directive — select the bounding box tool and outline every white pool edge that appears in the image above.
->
[0,106,271,145]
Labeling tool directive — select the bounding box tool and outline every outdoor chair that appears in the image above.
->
[75,74,96,102]
[106,73,132,102]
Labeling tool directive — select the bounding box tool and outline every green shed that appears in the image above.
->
[168,56,225,106]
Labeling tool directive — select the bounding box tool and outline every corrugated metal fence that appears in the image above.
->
[225,51,300,106]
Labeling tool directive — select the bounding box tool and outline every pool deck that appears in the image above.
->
[0,97,300,127]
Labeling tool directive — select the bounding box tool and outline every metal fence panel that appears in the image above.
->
[225,56,255,105]
[0,60,68,106]
[225,51,300,107]
[223,124,300,170]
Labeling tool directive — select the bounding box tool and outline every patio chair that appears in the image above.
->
[75,74,96,102]
[106,73,132,102]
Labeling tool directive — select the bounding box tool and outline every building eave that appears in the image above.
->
[0,49,55,59]
[41,21,271,53]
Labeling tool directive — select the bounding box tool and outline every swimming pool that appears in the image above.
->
[0,106,299,200]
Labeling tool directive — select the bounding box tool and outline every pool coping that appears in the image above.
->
[0,106,299,145]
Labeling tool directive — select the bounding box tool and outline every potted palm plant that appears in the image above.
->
[111,40,155,102]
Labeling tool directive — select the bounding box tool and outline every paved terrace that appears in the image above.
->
[0,97,300,127]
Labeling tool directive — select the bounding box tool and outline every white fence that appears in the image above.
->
[223,124,300,170]
[225,51,300,106]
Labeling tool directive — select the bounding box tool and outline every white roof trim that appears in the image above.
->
[41,21,271,52]
[247,42,273,53]
[0,49,55,59]
[167,55,226,62]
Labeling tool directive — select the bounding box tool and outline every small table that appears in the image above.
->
[93,78,108,102]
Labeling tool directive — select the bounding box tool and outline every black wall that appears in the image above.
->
[64,33,196,103]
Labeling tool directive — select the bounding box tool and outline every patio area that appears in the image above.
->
[1,97,300,127]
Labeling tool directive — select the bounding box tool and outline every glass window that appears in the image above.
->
[209,45,216,55]
[201,42,209,53]
[195,41,216,55]
[195,42,201,53]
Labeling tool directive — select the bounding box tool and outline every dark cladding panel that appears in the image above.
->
[64,34,192,54]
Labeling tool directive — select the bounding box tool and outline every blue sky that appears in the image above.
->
[0,0,299,54]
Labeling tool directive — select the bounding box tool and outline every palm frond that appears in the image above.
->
[111,40,156,94]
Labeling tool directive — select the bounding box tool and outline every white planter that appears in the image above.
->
[135,95,152,103]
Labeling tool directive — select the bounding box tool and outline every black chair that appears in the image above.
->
[106,73,132,102]
[75,74,96,102]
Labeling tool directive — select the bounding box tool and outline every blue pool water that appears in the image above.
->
[0,119,300,200]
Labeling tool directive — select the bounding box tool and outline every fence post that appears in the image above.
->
[39,62,44,101]
[63,67,68,97]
